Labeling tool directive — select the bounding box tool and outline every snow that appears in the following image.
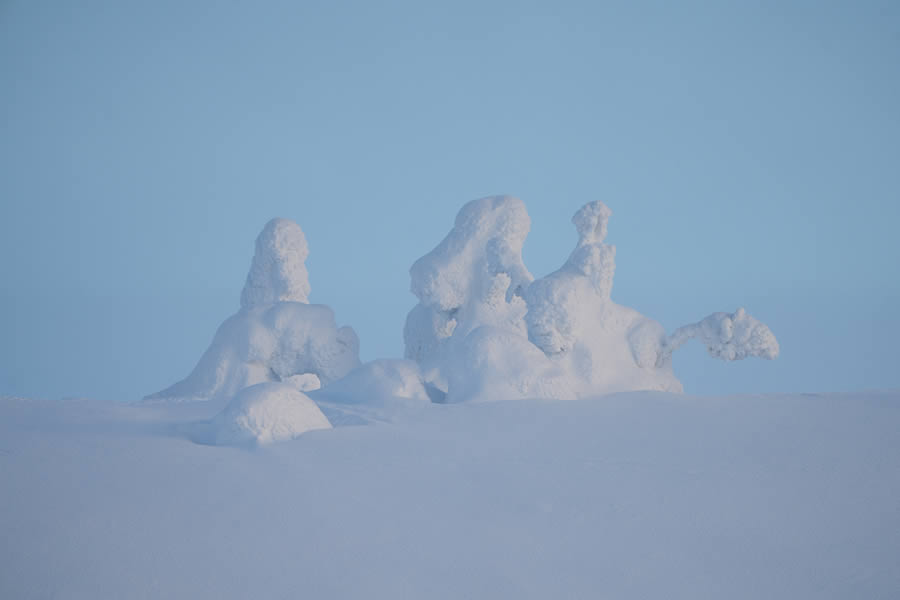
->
[1,390,898,599]
[146,218,359,404]
[147,197,778,414]
[197,382,332,446]
[404,195,533,393]
[404,197,778,403]
[144,302,359,403]
[0,195,893,598]
[660,307,781,363]
[240,217,311,308]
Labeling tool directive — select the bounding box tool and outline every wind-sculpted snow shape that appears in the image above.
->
[406,197,779,402]
[241,218,310,308]
[145,218,359,404]
[522,200,683,395]
[404,195,534,393]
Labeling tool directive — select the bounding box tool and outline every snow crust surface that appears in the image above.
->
[1,391,897,600]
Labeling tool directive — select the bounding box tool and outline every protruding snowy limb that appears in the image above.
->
[658,307,780,366]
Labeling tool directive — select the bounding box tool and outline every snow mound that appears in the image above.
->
[209,382,331,446]
[318,359,432,405]
[406,197,778,402]
[311,359,435,425]
[241,218,310,308]
[145,219,359,403]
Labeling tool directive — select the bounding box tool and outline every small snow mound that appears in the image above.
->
[241,218,310,309]
[211,382,331,446]
[310,360,434,426]
[283,373,322,392]
[318,359,432,405]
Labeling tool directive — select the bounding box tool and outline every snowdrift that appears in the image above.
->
[145,217,362,440]
[1,391,897,599]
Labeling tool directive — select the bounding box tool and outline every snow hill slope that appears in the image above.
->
[1,390,898,600]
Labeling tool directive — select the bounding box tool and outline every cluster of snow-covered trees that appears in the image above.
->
[146,196,779,444]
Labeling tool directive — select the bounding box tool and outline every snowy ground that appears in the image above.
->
[2,390,898,599]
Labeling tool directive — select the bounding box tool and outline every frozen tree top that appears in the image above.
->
[572,200,612,246]
[409,195,532,311]
[240,218,311,309]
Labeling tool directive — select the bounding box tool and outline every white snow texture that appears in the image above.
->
[146,197,778,443]
[209,382,331,446]
[146,217,363,440]
[241,218,311,308]
[405,196,779,402]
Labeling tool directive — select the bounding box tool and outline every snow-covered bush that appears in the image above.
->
[522,200,682,395]
[149,198,778,414]
[406,196,779,402]
[403,196,533,392]
[145,218,359,404]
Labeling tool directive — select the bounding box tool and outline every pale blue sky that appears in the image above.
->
[1,0,898,401]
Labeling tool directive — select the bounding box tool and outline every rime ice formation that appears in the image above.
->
[522,200,682,395]
[210,382,332,446]
[145,218,359,404]
[404,195,533,391]
[658,307,780,364]
[405,197,779,401]
[241,218,310,308]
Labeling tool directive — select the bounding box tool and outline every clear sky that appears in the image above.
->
[1,0,898,401]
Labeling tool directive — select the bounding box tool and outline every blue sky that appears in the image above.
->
[1,0,898,401]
